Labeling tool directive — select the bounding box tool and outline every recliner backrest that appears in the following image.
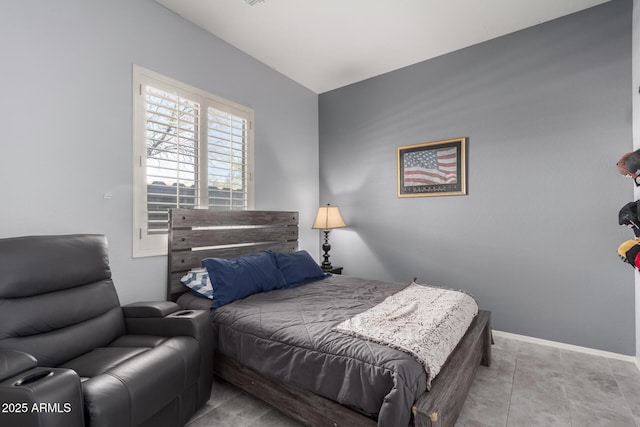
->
[0,234,126,367]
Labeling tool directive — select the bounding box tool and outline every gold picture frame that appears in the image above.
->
[397,137,468,198]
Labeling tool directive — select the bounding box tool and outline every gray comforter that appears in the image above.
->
[179,275,429,427]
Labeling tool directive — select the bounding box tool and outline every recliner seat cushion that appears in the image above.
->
[60,347,150,379]
[109,335,170,348]
[59,335,179,378]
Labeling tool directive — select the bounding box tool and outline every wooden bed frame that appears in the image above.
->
[167,208,492,427]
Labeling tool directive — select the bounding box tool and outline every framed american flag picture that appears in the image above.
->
[397,137,468,197]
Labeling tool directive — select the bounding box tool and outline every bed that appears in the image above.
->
[167,208,492,427]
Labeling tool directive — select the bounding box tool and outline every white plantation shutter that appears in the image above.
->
[133,66,254,257]
[145,86,199,234]
[207,108,249,209]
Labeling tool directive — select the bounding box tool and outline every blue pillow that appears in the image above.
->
[275,250,328,288]
[202,251,286,308]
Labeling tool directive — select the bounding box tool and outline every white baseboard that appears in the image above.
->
[492,330,640,372]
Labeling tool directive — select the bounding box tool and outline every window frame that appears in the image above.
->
[132,65,254,257]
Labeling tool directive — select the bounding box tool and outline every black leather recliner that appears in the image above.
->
[0,234,213,427]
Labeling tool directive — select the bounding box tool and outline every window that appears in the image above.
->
[132,66,254,257]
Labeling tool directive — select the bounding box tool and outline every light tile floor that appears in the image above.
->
[186,335,640,427]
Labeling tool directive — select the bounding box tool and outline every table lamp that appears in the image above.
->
[312,204,346,271]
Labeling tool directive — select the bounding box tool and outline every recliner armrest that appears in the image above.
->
[124,308,210,342]
[0,362,84,427]
[0,350,37,383]
[122,301,181,318]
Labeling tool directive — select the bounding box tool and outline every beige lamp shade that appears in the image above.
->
[312,205,346,230]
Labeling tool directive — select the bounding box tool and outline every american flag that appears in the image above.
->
[403,147,457,186]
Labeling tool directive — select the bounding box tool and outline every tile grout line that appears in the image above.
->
[503,354,517,427]
[559,349,573,427]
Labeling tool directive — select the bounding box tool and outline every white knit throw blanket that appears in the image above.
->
[332,282,478,389]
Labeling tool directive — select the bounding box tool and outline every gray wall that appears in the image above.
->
[319,0,634,354]
[0,0,319,303]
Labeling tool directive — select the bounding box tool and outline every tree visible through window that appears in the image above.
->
[145,86,199,234]
[133,66,254,257]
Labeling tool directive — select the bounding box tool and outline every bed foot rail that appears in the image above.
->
[412,310,492,427]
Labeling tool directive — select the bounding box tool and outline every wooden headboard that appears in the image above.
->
[166,209,299,301]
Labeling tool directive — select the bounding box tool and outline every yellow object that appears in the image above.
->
[617,238,640,259]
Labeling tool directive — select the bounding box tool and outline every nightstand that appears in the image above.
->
[323,266,343,275]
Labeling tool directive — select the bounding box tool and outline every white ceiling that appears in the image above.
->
[155,0,610,94]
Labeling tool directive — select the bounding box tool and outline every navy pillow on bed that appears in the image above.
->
[202,250,286,308]
[274,250,328,288]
